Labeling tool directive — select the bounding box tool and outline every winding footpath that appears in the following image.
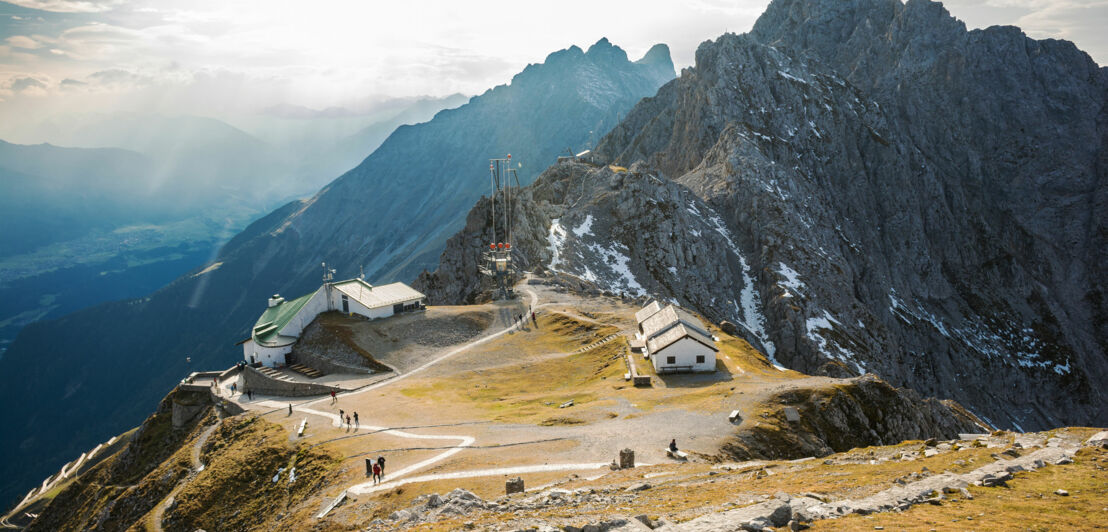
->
[152,421,220,532]
[255,279,610,503]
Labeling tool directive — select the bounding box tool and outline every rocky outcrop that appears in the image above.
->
[415,161,784,360]
[720,375,985,461]
[425,0,1108,430]
[288,313,391,374]
[679,434,1088,531]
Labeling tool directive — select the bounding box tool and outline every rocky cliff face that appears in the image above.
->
[0,39,674,510]
[421,0,1108,431]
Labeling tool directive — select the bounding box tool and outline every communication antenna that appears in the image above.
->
[479,153,522,300]
[322,261,337,311]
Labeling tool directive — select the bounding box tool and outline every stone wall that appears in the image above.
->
[241,365,341,397]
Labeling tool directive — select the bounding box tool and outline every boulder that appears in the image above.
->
[1085,431,1108,448]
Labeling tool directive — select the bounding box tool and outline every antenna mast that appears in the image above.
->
[479,154,520,300]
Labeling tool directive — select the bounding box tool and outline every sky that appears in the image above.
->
[0,0,1105,136]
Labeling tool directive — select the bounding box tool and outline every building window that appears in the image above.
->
[696,355,705,364]
[666,356,676,364]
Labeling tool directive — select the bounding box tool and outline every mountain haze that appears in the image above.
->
[0,38,674,510]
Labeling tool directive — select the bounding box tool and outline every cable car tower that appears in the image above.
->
[479,154,522,300]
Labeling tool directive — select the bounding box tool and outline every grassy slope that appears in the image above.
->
[25,391,208,532]
[160,415,340,532]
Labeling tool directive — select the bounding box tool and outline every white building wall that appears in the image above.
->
[280,287,329,338]
[242,339,293,368]
[651,338,716,373]
[331,290,394,320]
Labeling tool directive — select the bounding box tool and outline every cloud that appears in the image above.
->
[7,76,50,96]
[87,67,149,86]
[5,0,122,13]
[6,36,43,49]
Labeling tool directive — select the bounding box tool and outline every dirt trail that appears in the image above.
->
[152,422,219,532]
[283,279,542,496]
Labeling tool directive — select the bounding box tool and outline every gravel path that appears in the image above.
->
[152,422,219,532]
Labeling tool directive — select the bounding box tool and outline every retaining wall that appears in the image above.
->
[288,350,377,376]
[241,365,341,397]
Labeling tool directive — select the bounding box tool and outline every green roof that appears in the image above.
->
[252,291,315,346]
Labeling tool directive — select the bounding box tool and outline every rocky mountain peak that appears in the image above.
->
[427,0,1108,432]
[585,37,627,62]
[636,43,676,84]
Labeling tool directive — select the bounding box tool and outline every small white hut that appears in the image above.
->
[636,302,717,373]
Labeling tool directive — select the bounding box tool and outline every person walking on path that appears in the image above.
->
[339,409,345,425]
[364,458,372,477]
[353,412,359,429]
[377,456,386,478]
[330,390,337,404]
[345,414,351,428]
[288,403,292,416]
[372,462,382,484]
[231,382,237,395]
[531,311,537,328]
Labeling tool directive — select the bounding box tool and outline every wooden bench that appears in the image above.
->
[657,365,694,374]
[665,448,689,461]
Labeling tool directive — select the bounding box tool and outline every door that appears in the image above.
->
[342,295,349,314]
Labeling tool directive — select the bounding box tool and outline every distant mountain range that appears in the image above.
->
[0,38,674,510]
[0,94,468,345]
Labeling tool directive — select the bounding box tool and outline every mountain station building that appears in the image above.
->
[635,301,718,373]
[238,278,425,367]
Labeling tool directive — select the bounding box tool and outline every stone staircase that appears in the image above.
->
[288,363,324,379]
[573,334,622,354]
[256,366,296,382]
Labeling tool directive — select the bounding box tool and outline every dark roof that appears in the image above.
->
[648,323,719,354]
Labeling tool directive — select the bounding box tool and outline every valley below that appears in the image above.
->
[0,214,255,357]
